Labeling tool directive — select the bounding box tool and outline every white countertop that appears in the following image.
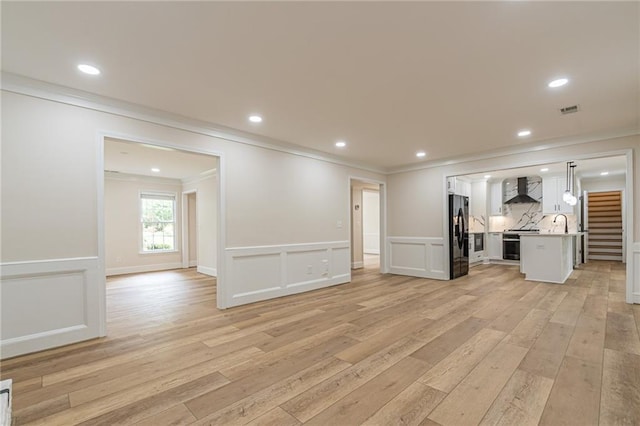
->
[520,232,585,237]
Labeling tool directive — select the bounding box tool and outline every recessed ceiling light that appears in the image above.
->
[517,130,532,137]
[600,171,609,176]
[248,115,263,123]
[77,64,101,75]
[151,168,160,173]
[548,78,569,88]
[484,175,491,179]
[540,168,549,172]
[416,151,426,158]
[335,141,346,148]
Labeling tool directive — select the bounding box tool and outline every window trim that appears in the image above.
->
[139,191,178,254]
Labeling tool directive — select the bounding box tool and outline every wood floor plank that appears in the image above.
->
[427,342,528,426]
[539,356,602,426]
[418,328,506,393]
[518,321,574,379]
[604,311,640,355]
[599,348,640,425]
[479,369,553,426]
[245,407,301,426]
[504,308,553,349]
[133,404,197,426]
[281,337,427,423]
[304,356,431,426]
[361,382,446,426]
[410,316,489,365]
[190,357,350,425]
[565,313,606,364]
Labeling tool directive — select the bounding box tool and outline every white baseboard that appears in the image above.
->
[224,241,350,308]
[387,237,447,280]
[197,266,217,277]
[106,262,183,276]
[1,257,102,359]
[364,250,380,255]
[189,260,197,267]
[352,261,364,269]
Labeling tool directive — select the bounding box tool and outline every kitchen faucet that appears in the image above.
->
[554,214,568,234]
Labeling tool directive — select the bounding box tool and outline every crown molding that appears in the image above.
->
[1,72,386,175]
[387,128,639,175]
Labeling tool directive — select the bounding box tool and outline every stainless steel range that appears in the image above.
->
[503,229,539,260]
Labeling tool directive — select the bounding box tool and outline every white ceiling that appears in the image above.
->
[2,2,638,171]
[104,138,217,180]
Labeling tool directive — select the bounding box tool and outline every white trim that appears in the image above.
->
[105,171,182,185]
[189,260,198,267]
[224,241,350,307]
[181,169,217,185]
[2,72,384,175]
[632,242,640,304]
[197,266,217,277]
[181,189,197,269]
[387,237,447,280]
[349,176,388,274]
[352,261,364,269]
[1,257,101,359]
[389,133,639,174]
[625,151,635,303]
[106,262,183,276]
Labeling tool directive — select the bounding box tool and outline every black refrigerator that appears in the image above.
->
[449,194,469,279]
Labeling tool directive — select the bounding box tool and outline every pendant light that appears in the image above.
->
[562,161,573,202]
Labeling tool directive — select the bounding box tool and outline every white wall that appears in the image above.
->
[105,173,183,275]
[363,190,380,254]
[183,173,217,276]
[581,175,626,192]
[0,88,385,357]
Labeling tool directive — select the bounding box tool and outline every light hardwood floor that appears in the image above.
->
[2,261,639,425]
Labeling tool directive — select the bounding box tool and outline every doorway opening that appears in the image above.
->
[586,190,624,262]
[350,179,383,271]
[100,136,222,335]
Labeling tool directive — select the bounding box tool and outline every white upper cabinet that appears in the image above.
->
[489,181,503,216]
[447,177,471,197]
[543,175,574,214]
[470,180,487,219]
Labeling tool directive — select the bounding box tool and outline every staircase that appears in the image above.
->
[587,191,623,261]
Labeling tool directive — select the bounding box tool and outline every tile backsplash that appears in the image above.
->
[488,202,577,233]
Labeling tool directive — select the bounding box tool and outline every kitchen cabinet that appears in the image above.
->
[470,181,487,219]
[487,233,503,259]
[447,177,471,197]
[542,176,574,214]
[489,181,503,216]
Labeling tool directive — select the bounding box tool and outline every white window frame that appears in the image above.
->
[139,191,178,254]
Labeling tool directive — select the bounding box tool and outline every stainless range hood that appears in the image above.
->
[504,177,540,204]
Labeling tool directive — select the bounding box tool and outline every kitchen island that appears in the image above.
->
[520,233,582,283]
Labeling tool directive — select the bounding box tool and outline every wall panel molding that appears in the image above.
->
[224,241,350,307]
[0,257,102,359]
[387,237,447,280]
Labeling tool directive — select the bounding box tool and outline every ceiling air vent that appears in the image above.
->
[560,105,580,115]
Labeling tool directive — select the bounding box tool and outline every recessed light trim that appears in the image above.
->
[416,151,426,158]
[77,64,101,75]
[335,141,346,148]
[540,168,549,172]
[248,115,263,123]
[151,168,160,173]
[517,130,532,137]
[548,78,568,88]
[600,171,609,176]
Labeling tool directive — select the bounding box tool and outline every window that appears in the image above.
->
[140,193,176,252]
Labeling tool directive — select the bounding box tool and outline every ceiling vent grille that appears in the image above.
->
[560,105,580,115]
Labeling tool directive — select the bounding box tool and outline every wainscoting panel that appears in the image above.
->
[0,257,102,359]
[633,242,640,304]
[387,237,447,280]
[225,241,350,307]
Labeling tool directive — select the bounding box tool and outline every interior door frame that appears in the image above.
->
[348,176,388,274]
[181,189,197,269]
